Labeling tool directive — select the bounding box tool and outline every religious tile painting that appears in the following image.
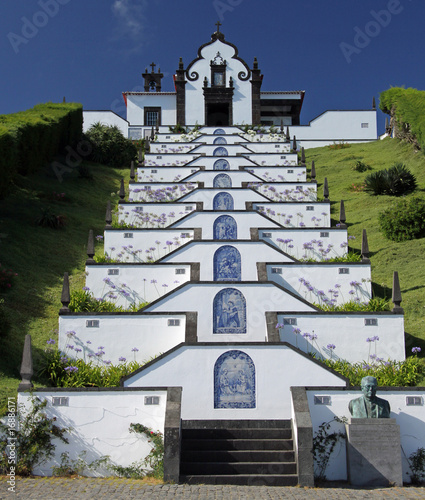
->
[214,350,255,408]
[214,128,226,135]
[213,147,228,157]
[213,137,227,145]
[213,159,230,170]
[213,192,234,211]
[213,215,237,240]
[213,288,246,334]
[213,246,241,281]
[213,173,232,188]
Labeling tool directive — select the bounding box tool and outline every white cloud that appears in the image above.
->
[111,0,149,41]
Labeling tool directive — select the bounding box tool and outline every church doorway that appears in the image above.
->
[206,103,230,126]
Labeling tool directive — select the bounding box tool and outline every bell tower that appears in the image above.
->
[142,62,163,92]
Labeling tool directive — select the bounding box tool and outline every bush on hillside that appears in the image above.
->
[379,197,425,242]
[351,160,371,172]
[85,123,137,168]
[364,163,417,196]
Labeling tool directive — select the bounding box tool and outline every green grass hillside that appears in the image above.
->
[0,137,424,411]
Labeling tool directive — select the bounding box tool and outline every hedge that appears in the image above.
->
[0,102,83,198]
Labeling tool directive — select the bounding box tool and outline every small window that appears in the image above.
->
[283,318,297,325]
[135,207,143,213]
[124,233,133,238]
[280,156,287,159]
[275,145,280,148]
[365,318,378,326]
[108,269,119,276]
[287,169,294,173]
[361,123,369,128]
[191,169,197,173]
[52,397,69,407]
[406,396,423,406]
[145,396,160,405]
[339,268,349,274]
[165,136,170,139]
[161,145,166,148]
[262,232,272,237]
[151,169,157,173]
[185,206,193,211]
[271,267,282,274]
[168,319,180,326]
[181,233,190,238]
[296,185,302,190]
[86,320,99,328]
[175,269,186,275]
[320,232,329,238]
[156,156,162,159]
[314,396,331,406]
[306,206,314,211]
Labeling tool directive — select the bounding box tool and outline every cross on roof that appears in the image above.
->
[215,21,222,32]
[150,62,156,72]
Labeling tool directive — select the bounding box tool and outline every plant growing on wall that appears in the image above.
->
[406,447,425,484]
[313,416,347,482]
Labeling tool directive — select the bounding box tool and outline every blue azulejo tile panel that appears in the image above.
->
[213,192,234,211]
[213,173,232,188]
[213,288,246,334]
[214,350,255,408]
[213,136,227,145]
[214,128,226,135]
[213,159,230,170]
[213,245,241,281]
[213,147,228,157]
[213,215,237,240]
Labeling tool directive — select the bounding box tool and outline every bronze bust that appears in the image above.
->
[349,376,391,418]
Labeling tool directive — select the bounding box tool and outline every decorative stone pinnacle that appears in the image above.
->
[323,177,329,201]
[361,229,370,262]
[280,119,284,133]
[292,135,297,152]
[105,200,112,228]
[179,57,184,70]
[119,179,125,200]
[18,335,33,392]
[301,147,306,164]
[392,271,404,313]
[372,96,376,109]
[60,272,70,312]
[130,161,135,181]
[339,200,347,228]
[311,161,316,182]
[285,126,290,141]
[87,230,95,263]
[150,126,155,140]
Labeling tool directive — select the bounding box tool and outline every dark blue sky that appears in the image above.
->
[1,0,424,133]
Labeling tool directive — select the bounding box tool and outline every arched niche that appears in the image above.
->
[213,214,237,240]
[213,137,227,145]
[213,287,246,334]
[214,245,241,282]
[214,350,255,408]
[213,173,232,188]
[213,192,234,211]
[213,159,230,171]
[213,147,228,157]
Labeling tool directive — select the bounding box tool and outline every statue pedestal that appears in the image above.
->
[345,419,402,487]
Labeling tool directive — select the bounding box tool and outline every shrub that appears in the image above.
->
[364,163,417,196]
[35,209,66,229]
[85,123,137,168]
[351,160,371,172]
[379,197,425,241]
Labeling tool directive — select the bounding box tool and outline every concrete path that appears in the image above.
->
[1,478,425,500]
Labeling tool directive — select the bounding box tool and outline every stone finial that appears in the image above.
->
[280,119,284,133]
[285,126,290,141]
[130,161,135,181]
[229,76,234,88]
[372,96,376,109]
[323,177,329,201]
[105,200,112,228]
[179,57,184,70]
[253,57,258,69]
[18,335,33,392]
[292,135,297,152]
[87,230,95,263]
[311,160,316,182]
[203,76,208,88]
[150,126,155,140]
[301,147,306,164]
[392,271,404,313]
[119,179,125,200]
[60,272,70,312]
[138,147,143,164]
[339,200,347,228]
[361,229,370,262]
[156,123,159,133]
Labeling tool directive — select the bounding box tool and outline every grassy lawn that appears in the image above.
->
[0,137,424,411]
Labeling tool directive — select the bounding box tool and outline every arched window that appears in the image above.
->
[213,173,232,188]
[213,192,234,211]
[213,288,246,334]
[213,147,228,157]
[213,215,237,240]
[213,246,241,281]
[213,159,230,171]
[214,350,255,408]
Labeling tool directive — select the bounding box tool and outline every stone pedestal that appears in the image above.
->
[346,419,402,487]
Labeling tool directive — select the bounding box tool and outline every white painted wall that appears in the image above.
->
[128,183,196,202]
[58,313,186,364]
[189,144,254,156]
[124,345,346,419]
[18,390,168,477]
[145,282,315,342]
[182,170,261,187]
[144,153,201,166]
[150,143,198,154]
[187,156,258,169]
[267,263,372,306]
[244,143,291,153]
[126,93,176,126]
[117,203,196,228]
[252,183,317,202]
[243,153,299,166]
[179,188,269,210]
[83,111,129,137]
[277,313,405,362]
[246,166,307,182]
[137,167,200,182]
[254,203,331,229]
[306,389,425,482]
[193,134,247,144]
